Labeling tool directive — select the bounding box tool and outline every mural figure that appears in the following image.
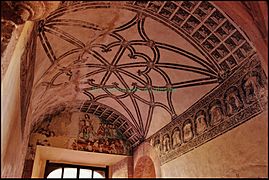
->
[162,134,170,152]
[183,120,193,142]
[242,71,263,103]
[172,127,181,148]
[244,74,259,98]
[78,119,94,142]
[195,110,207,135]
[104,124,111,137]
[97,123,105,136]
[109,124,117,137]
[110,142,117,154]
[87,141,93,151]
[225,87,243,115]
[153,135,161,152]
[209,100,224,125]
[110,139,120,154]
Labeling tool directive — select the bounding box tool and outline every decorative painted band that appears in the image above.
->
[146,53,268,165]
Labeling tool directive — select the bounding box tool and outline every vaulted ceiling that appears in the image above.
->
[29,1,256,147]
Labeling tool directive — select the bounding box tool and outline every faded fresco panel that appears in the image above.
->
[26,112,132,160]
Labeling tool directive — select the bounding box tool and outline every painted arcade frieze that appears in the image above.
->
[147,54,268,165]
[26,112,132,160]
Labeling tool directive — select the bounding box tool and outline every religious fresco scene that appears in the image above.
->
[26,112,132,160]
[1,1,268,178]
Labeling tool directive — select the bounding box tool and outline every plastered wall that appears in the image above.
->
[160,110,268,178]
[110,157,133,178]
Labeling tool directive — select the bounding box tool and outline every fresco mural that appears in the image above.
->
[75,113,128,154]
[26,112,132,160]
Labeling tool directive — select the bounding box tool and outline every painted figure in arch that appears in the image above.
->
[209,100,224,125]
[162,134,171,152]
[153,135,161,152]
[183,120,193,142]
[172,127,181,148]
[195,110,207,135]
[225,87,242,115]
[242,71,263,103]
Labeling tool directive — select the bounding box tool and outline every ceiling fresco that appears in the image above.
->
[29,1,258,148]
